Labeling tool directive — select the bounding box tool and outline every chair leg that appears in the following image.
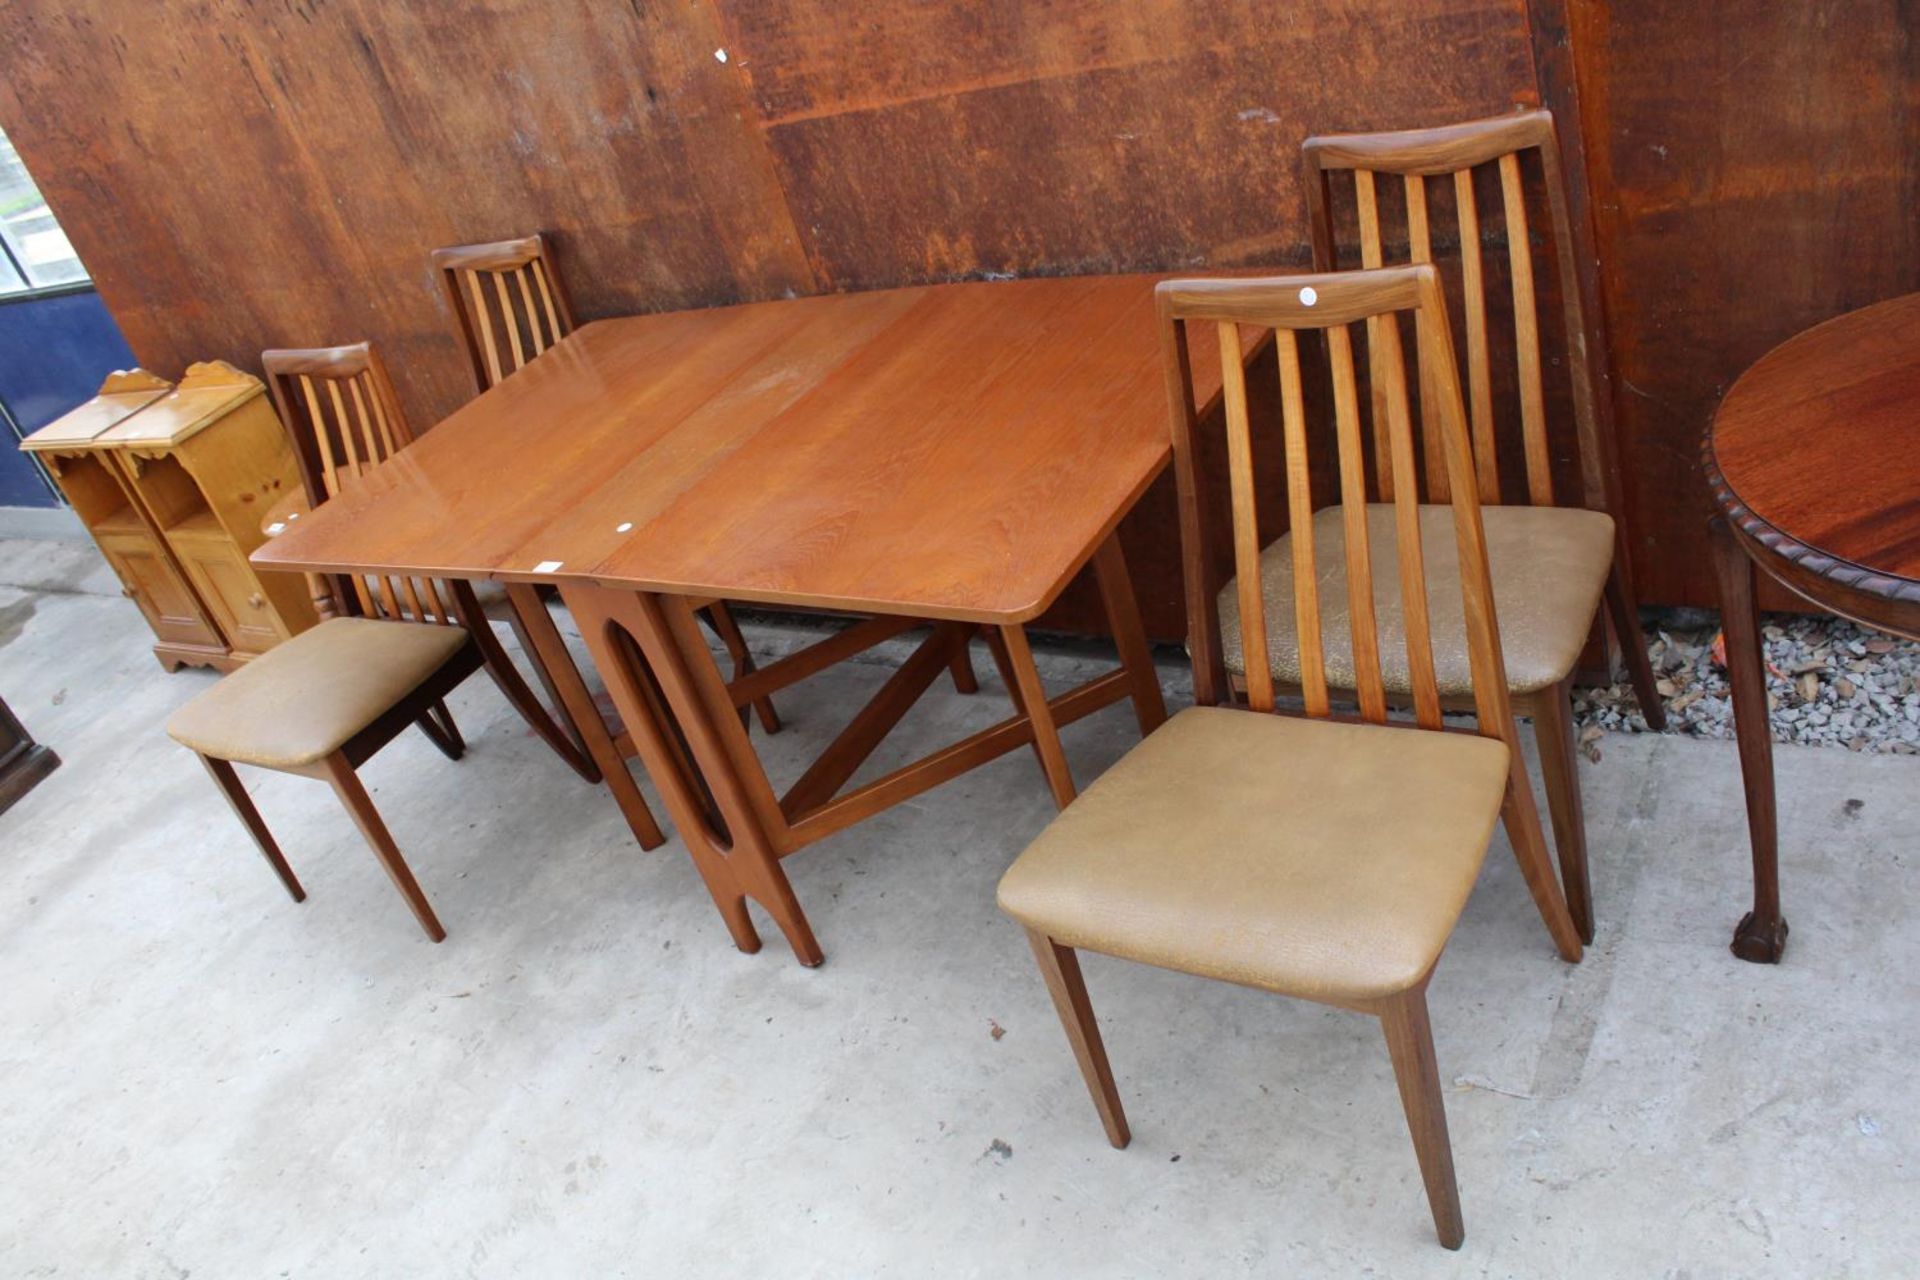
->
[1497,749,1584,963]
[469,608,600,781]
[702,603,781,734]
[413,699,466,761]
[319,753,446,942]
[1604,559,1667,731]
[1025,928,1129,1149]
[198,754,304,903]
[498,590,605,779]
[948,630,981,695]
[1530,680,1595,944]
[1378,984,1465,1250]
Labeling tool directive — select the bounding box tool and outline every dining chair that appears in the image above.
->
[163,347,502,940]
[429,233,785,732]
[162,342,641,942]
[1287,107,1665,942]
[998,266,1583,1250]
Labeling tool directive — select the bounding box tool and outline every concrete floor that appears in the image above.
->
[1,537,1916,1279]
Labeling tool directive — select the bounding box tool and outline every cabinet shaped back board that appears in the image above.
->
[18,363,317,671]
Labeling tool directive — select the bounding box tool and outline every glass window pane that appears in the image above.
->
[0,124,88,291]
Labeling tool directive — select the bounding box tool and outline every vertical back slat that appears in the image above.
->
[428,578,462,627]
[392,572,428,623]
[1401,174,1450,503]
[516,267,548,354]
[1217,321,1274,714]
[324,381,362,477]
[1275,329,1328,718]
[364,372,402,456]
[1353,169,1395,502]
[1501,153,1553,505]
[1453,168,1501,503]
[465,272,505,387]
[345,377,382,469]
[532,258,566,340]
[1374,316,1443,729]
[300,376,340,498]
[491,272,527,373]
[1326,323,1389,723]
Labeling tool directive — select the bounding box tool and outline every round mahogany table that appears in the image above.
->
[1703,292,1920,963]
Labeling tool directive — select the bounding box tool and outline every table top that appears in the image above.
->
[1708,292,1920,603]
[18,370,172,453]
[255,274,1232,624]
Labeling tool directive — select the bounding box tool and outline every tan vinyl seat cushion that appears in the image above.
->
[997,706,1510,1003]
[1219,504,1615,697]
[166,617,468,768]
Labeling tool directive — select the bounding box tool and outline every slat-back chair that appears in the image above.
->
[432,234,575,394]
[1287,108,1665,941]
[263,342,605,780]
[430,234,785,733]
[171,342,627,941]
[998,267,1583,1251]
[162,343,501,941]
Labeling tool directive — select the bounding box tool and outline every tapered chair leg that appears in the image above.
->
[1531,679,1594,944]
[413,699,466,761]
[1604,562,1667,731]
[1497,752,1584,963]
[198,754,304,903]
[1026,928,1130,1149]
[948,632,981,695]
[498,592,604,779]
[319,753,446,942]
[468,616,599,780]
[1378,985,1464,1250]
[702,603,782,734]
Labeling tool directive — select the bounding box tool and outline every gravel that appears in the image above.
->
[1575,611,1920,756]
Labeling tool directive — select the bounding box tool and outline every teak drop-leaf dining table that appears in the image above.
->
[1704,291,1920,964]
[254,275,1243,965]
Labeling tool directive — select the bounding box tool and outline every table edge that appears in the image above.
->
[1701,429,1920,611]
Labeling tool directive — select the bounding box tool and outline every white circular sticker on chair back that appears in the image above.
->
[1299,286,1319,307]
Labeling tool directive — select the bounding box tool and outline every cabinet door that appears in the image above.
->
[93,529,224,648]
[171,535,288,657]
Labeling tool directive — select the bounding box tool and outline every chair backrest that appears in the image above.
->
[431,234,576,392]
[1158,265,1518,741]
[1302,108,1607,512]
[260,342,464,627]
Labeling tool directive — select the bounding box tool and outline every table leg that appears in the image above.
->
[563,583,823,967]
[1708,516,1787,963]
[1091,532,1167,735]
[504,583,665,851]
[997,624,1078,809]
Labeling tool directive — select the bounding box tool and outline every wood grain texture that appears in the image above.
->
[1707,292,1920,610]
[0,0,1541,639]
[252,275,1229,626]
[1566,0,1920,607]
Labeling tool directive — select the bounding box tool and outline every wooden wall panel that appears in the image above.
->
[0,1,817,433]
[1567,0,1920,608]
[0,0,1543,640]
[723,2,1533,285]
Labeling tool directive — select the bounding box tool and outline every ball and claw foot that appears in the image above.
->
[1731,911,1788,964]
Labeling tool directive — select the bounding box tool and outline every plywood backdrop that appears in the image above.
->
[2,1,1909,630]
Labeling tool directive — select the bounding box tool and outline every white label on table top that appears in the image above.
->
[532,560,564,573]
